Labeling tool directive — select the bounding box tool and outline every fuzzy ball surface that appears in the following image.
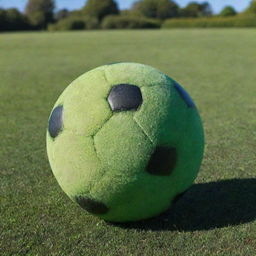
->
[46,63,204,222]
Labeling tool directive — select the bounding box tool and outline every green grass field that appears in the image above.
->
[1,29,256,256]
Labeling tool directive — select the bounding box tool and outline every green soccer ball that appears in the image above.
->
[46,63,204,222]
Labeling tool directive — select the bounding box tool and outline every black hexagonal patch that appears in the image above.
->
[174,82,195,108]
[75,196,109,215]
[48,105,63,139]
[147,146,177,176]
[108,84,143,112]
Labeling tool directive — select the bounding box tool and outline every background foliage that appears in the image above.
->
[25,0,55,29]
[0,0,256,31]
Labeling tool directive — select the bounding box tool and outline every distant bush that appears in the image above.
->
[48,16,99,31]
[50,18,85,30]
[162,15,256,28]
[0,8,30,31]
[84,16,100,29]
[102,15,161,29]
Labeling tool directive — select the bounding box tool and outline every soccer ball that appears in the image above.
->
[46,63,204,222]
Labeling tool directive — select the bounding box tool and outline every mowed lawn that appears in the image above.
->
[1,29,256,256]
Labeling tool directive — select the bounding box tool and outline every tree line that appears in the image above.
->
[0,0,256,31]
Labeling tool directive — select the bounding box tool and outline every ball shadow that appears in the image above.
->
[108,178,256,231]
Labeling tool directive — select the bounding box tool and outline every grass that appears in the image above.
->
[0,29,256,256]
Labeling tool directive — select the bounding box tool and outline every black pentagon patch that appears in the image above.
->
[147,146,177,176]
[174,82,195,108]
[108,84,143,112]
[75,196,109,215]
[48,105,63,139]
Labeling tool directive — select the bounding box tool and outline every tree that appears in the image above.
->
[0,8,29,31]
[201,2,212,16]
[156,0,179,19]
[0,9,7,30]
[25,0,55,29]
[132,0,179,19]
[220,6,237,17]
[245,0,256,14]
[133,0,156,18]
[180,1,212,17]
[83,0,119,21]
[55,9,70,21]
[6,8,28,30]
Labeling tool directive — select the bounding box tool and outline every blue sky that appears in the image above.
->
[0,0,252,13]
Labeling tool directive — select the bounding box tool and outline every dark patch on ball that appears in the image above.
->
[48,105,63,138]
[75,196,109,215]
[174,82,195,108]
[108,84,143,112]
[147,146,177,176]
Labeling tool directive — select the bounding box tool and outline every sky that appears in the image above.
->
[0,0,252,14]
